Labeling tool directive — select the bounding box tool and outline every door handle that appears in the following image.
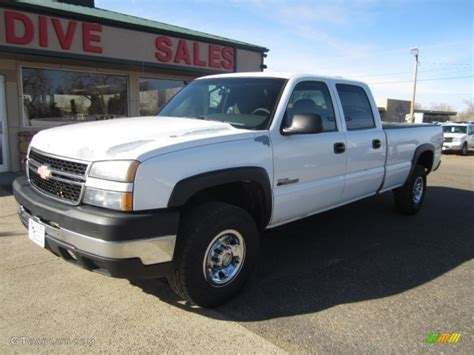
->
[372,139,381,149]
[334,142,346,154]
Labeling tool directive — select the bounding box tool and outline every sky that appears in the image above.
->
[96,0,473,112]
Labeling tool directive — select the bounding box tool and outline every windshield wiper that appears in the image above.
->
[192,116,246,129]
[194,115,234,125]
[194,115,216,121]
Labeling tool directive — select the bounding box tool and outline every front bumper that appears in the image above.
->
[13,176,179,279]
[442,142,463,151]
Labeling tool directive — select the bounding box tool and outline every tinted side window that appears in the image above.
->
[336,84,375,130]
[286,81,337,132]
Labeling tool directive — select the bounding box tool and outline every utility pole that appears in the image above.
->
[409,47,419,123]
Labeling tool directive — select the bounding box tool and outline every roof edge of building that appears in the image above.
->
[415,109,457,115]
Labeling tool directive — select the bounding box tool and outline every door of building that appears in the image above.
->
[0,75,8,172]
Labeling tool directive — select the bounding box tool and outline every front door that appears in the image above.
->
[0,75,8,172]
[270,80,347,226]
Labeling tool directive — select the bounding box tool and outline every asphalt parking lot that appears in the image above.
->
[1,153,473,353]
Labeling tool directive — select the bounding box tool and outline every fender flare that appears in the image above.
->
[168,167,272,227]
[405,143,435,184]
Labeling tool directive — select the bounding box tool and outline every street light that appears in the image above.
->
[409,47,419,123]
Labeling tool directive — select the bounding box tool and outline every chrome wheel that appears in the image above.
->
[203,230,246,287]
[412,176,424,204]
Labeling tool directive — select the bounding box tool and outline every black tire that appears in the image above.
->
[168,202,259,307]
[460,142,468,156]
[393,165,427,215]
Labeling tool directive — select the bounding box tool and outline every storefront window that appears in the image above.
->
[22,67,128,126]
[139,78,185,116]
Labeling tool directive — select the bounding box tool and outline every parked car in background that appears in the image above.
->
[442,123,474,155]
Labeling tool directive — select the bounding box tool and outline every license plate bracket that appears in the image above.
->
[28,218,45,248]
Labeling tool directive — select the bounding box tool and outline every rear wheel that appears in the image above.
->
[168,202,259,307]
[393,165,427,215]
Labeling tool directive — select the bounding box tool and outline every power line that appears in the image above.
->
[356,65,472,79]
[422,62,472,66]
[369,75,474,85]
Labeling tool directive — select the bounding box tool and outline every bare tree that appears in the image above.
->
[430,102,454,112]
[455,99,474,122]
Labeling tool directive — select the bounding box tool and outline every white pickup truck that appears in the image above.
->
[14,73,442,307]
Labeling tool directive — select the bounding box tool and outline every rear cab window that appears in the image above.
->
[336,84,375,130]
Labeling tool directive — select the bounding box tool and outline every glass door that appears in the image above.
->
[0,75,8,172]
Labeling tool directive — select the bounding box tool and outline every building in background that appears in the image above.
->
[377,98,411,123]
[0,0,268,172]
[377,98,456,123]
[410,110,458,124]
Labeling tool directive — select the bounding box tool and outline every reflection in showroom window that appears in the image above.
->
[139,78,185,116]
[22,67,128,127]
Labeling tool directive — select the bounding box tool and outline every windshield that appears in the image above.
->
[443,125,467,134]
[158,78,286,130]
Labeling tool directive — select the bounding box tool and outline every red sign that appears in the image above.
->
[5,10,103,53]
[155,36,234,69]
[1,9,235,71]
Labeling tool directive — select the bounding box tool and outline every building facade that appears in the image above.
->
[0,0,268,172]
[377,98,456,123]
[377,98,411,122]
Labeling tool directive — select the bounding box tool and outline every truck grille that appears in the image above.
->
[27,149,89,204]
[444,137,453,143]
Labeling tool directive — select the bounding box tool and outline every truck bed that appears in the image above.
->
[379,122,443,192]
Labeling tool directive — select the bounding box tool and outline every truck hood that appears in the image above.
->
[30,116,255,162]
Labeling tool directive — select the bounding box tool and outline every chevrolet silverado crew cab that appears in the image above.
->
[441,122,474,155]
[14,73,443,307]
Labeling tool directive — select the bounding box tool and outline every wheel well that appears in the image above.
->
[416,150,434,173]
[182,181,267,231]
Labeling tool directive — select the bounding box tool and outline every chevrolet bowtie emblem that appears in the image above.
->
[37,165,52,180]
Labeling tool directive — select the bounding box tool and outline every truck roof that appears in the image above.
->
[198,72,366,85]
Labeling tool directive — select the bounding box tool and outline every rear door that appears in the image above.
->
[270,80,347,225]
[335,83,386,202]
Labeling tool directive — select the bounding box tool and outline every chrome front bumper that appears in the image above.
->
[442,142,463,151]
[19,205,176,266]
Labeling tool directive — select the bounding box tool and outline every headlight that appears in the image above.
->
[453,137,462,142]
[89,160,139,182]
[83,188,133,211]
[85,160,138,211]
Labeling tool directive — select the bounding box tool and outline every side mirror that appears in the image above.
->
[282,113,323,135]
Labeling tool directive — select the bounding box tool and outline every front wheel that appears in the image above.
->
[168,202,259,307]
[393,165,427,215]
[460,142,468,156]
